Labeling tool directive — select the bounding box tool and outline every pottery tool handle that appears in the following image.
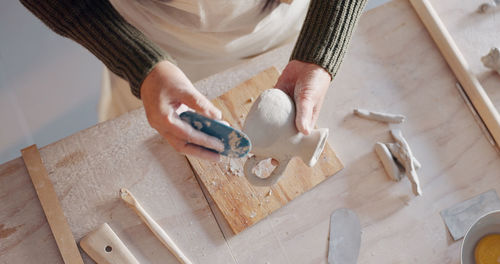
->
[120,188,192,264]
[409,0,500,147]
[21,145,84,264]
[80,223,140,264]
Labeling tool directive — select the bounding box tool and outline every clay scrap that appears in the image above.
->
[385,142,421,170]
[390,129,422,196]
[481,47,500,75]
[353,108,406,124]
[478,0,500,13]
[374,130,422,196]
[374,143,403,181]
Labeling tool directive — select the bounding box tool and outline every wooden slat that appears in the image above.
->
[187,67,343,234]
[21,145,84,264]
[409,0,500,148]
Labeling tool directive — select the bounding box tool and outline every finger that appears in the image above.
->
[162,133,220,161]
[178,87,222,120]
[310,105,321,131]
[163,112,225,152]
[274,72,295,96]
[295,95,314,135]
[309,95,325,130]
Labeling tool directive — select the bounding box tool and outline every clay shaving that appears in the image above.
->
[353,108,406,124]
[481,47,500,75]
[228,158,243,177]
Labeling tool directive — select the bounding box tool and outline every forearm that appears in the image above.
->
[291,0,367,78]
[20,0,172,98]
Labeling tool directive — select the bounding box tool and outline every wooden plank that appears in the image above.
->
[409,0,500,148]
[429,0,500,133]
[187,67,343,234]
[20,145,84,264]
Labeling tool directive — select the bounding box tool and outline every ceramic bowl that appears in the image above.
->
[461,210,500,264]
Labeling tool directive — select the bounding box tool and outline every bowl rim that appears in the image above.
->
[460,209,500,264]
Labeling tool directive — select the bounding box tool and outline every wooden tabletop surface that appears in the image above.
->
[1,0,500,263]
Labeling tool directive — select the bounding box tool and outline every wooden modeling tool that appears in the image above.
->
[409,0,500,148]
[21,145,84,264]
[120,188,192,264]
[80,223,140,264]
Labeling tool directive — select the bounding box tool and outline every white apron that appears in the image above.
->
[98,0,310,121]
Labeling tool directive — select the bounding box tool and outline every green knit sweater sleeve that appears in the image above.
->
[292,0,367,78]
[19,0,172,98]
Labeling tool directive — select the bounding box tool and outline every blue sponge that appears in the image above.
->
[180,111,251,158]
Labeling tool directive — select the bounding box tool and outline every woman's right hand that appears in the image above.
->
[141,60,224,161]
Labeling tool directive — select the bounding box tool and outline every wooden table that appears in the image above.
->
[1,0,500,263]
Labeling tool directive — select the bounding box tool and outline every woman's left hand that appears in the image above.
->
[275,60,332,135]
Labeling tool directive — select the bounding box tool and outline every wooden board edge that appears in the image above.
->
[21,144,84,264]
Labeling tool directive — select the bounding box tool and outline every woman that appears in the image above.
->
[20,0,367,161]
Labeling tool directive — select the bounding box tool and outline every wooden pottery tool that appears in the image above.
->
[120,188,192,264]
[180,111,251,158]
[80,223,139,264]
[21,145,84,264]
[440,189,500,241]
[186,67,343,234]
[328,208,362,264]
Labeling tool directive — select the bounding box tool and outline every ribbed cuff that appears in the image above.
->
[291,0,367,78]
[20,0,173,99]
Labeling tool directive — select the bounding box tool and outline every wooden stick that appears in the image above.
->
[120,188,192,264]
[409,0,500,148]
[21,145,84,264]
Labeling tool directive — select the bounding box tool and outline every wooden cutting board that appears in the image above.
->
[186,67,343,234]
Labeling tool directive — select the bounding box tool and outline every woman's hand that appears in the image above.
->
[275,60,332,135]
[141,60,224,161]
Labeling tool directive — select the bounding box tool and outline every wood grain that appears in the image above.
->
[187,67,343,234]
[21,145,84,264]
[409,0,500,147]
[1,111,237,263]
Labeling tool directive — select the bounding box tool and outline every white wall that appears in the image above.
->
[0,0,390,164]
[0,1,102,163]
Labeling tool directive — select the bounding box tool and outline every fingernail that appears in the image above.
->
[303,124,311,135]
